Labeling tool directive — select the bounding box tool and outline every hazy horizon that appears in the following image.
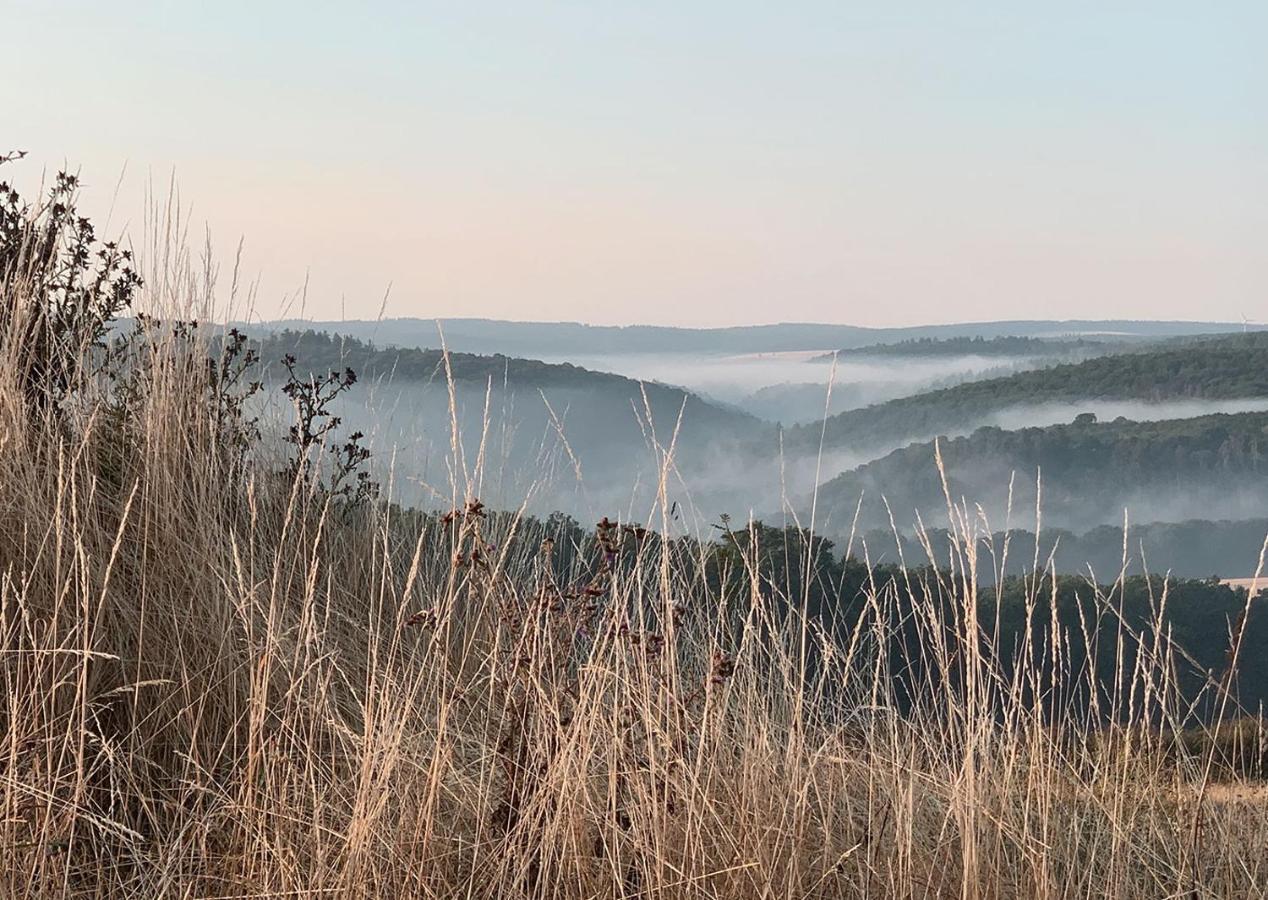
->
[257,313,1260,329]
[6,2,1265,327]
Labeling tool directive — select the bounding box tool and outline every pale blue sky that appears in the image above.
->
[5,2,1265,325]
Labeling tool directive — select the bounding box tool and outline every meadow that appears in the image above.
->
[3,164,1267,899]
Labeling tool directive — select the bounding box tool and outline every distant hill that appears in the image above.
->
[785,331,1268,456]
[246,317,1260,358]
[742,360,1045,426]
[254,328,706,396]
[250,329,774,516]
[822,335,1136,360]
[249,327,1268,532]
[812,409,1268,533]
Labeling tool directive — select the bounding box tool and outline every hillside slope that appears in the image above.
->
[813,410,1268,532]
[250,317,1259,357]
[824,335,1136,359]
[252,329,774,516]
[787,331,1268,456]
[253,328,753,426]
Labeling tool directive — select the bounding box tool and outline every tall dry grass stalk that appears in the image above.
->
[2,201,1267,898]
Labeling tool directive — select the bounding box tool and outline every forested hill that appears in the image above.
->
[824,335,1133,359]
[250,317,1258,357]
[252,328,758,428]
[245,328,775,517]
[787,331,1268,454]
[813,409,1268,532]
[256,328,648,388]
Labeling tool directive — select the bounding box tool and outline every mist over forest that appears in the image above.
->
[246,324,1268,579]
[529,349,1061,425]
[10,2,1268,891]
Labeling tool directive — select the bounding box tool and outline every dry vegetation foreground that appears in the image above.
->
[4,437,1268,899]
[3,165,1268,898]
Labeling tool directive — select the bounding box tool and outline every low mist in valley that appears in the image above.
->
[300,381,784,530]
[246,327,1268,580]
[535,349,1070,423]
[285,363,1268,576]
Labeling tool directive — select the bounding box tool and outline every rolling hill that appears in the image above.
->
[821,335,1137,359]
[785,331,1268,457]
[249,317,1260,358]
[812,409,1268,533]
[250,329,775,516]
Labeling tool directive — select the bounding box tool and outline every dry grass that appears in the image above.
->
[2,221,1268,898]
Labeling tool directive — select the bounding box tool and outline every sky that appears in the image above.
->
[4,2,1265,327]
